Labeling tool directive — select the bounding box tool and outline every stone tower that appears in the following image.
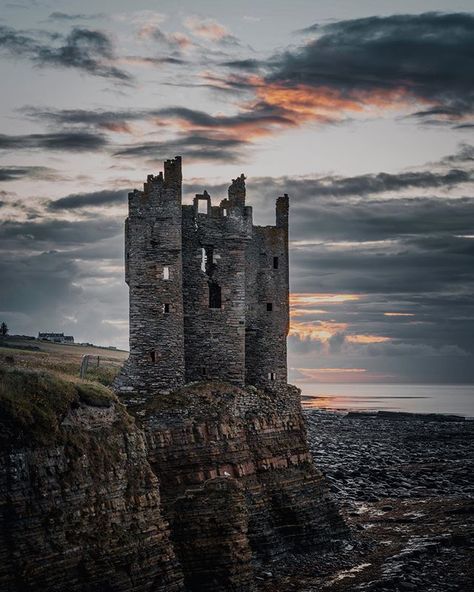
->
[115,157,289,398]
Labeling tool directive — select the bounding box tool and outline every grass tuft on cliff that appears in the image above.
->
[0,365,117,447]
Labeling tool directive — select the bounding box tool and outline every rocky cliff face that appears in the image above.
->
[0,367,183,592]
[0,368,346,592]
[137,381,346,591]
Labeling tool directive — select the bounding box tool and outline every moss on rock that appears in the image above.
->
[0,365,119,447]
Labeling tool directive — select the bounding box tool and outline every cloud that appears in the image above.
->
[114,132,247,162]
[48,189,128,210]
[23,103,294,139]
[48,12,104,22]
[0,131,108,151]
[184,16,239,45]
[0,165,60,182]
[221,12,474,128]
[0,25,131,81]
[273,168,472,199]
[0,217,122,250]
[23,106,147,133]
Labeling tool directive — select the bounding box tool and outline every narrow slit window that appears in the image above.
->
[222,208,227,217]
[163,303,170,314]
[266,302,273,312]
[163,265,170,280]
[150,351,158,364]
[268,372,276,381]
[201,246,214,274]
[201,366,207,376]
[209,283,222,309]
[273,256,279,269]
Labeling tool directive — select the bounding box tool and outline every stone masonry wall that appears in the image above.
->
[115,158,290,394]
[182,188,252,385]
[115,157,185,398]
[245,194,289,388]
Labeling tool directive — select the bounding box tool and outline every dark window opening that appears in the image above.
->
[266,302,273,311]
[163,303,170,314]
[201,366,207,376]
[150,351,159,364]
[273,256,279,269]
[268,372,276,381]
[209,282,222,309]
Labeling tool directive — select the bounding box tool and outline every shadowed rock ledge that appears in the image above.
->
[0,367,346,592]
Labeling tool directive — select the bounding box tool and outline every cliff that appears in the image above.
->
[0,366,183,592]
[0,366,346,592]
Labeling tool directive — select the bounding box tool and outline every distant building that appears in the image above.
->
[38,332,74,344]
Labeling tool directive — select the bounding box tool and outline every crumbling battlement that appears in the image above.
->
[116,156,289,398]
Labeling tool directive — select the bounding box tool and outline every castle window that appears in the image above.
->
[268,372,276,381]
[273,256,279,269]
[163,265,170,280]
[201,246,214,274]
[222,208,227,217]
[266,302,273,311]
[150,351,160,364]
[209,282,222,309]
[198,200,208,214]
[163,303,170,314]
[201,366,207,376]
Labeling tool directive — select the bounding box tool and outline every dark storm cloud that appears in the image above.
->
[0,131,107,151]
[221,12,474,126]
[48,189,128,210]
[289,196,474,243]
[23,106,146,132]
[114,133,246,162]
[0,217,122,250]
[0,25,131,81]
[0,165,60,181]
[273,169,472,200]
[220,59,261,70]
[37,28,131,81]
[23,103,293,134]
[156,104,293,129]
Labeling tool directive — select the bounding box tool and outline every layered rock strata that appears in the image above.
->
[140,382,346,590]
[0,373,183,592]
[0,369,346,592]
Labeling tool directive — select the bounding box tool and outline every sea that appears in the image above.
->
[298,383,474,418]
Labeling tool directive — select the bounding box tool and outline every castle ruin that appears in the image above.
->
[115,156,289,396]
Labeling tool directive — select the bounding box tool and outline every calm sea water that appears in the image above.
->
[298,383,474,418]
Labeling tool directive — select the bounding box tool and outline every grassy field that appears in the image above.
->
[0,336,128,386]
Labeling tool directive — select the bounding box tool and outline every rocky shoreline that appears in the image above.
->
[258,409,474,591]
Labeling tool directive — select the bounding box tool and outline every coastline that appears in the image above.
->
[258,407,474,591]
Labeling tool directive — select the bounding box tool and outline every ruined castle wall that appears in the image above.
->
[245,196,289,388]
[182,199,252,386]
[116,158,185,397]
[116,160,290,394]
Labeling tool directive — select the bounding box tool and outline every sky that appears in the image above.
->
[1,0,473,385]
